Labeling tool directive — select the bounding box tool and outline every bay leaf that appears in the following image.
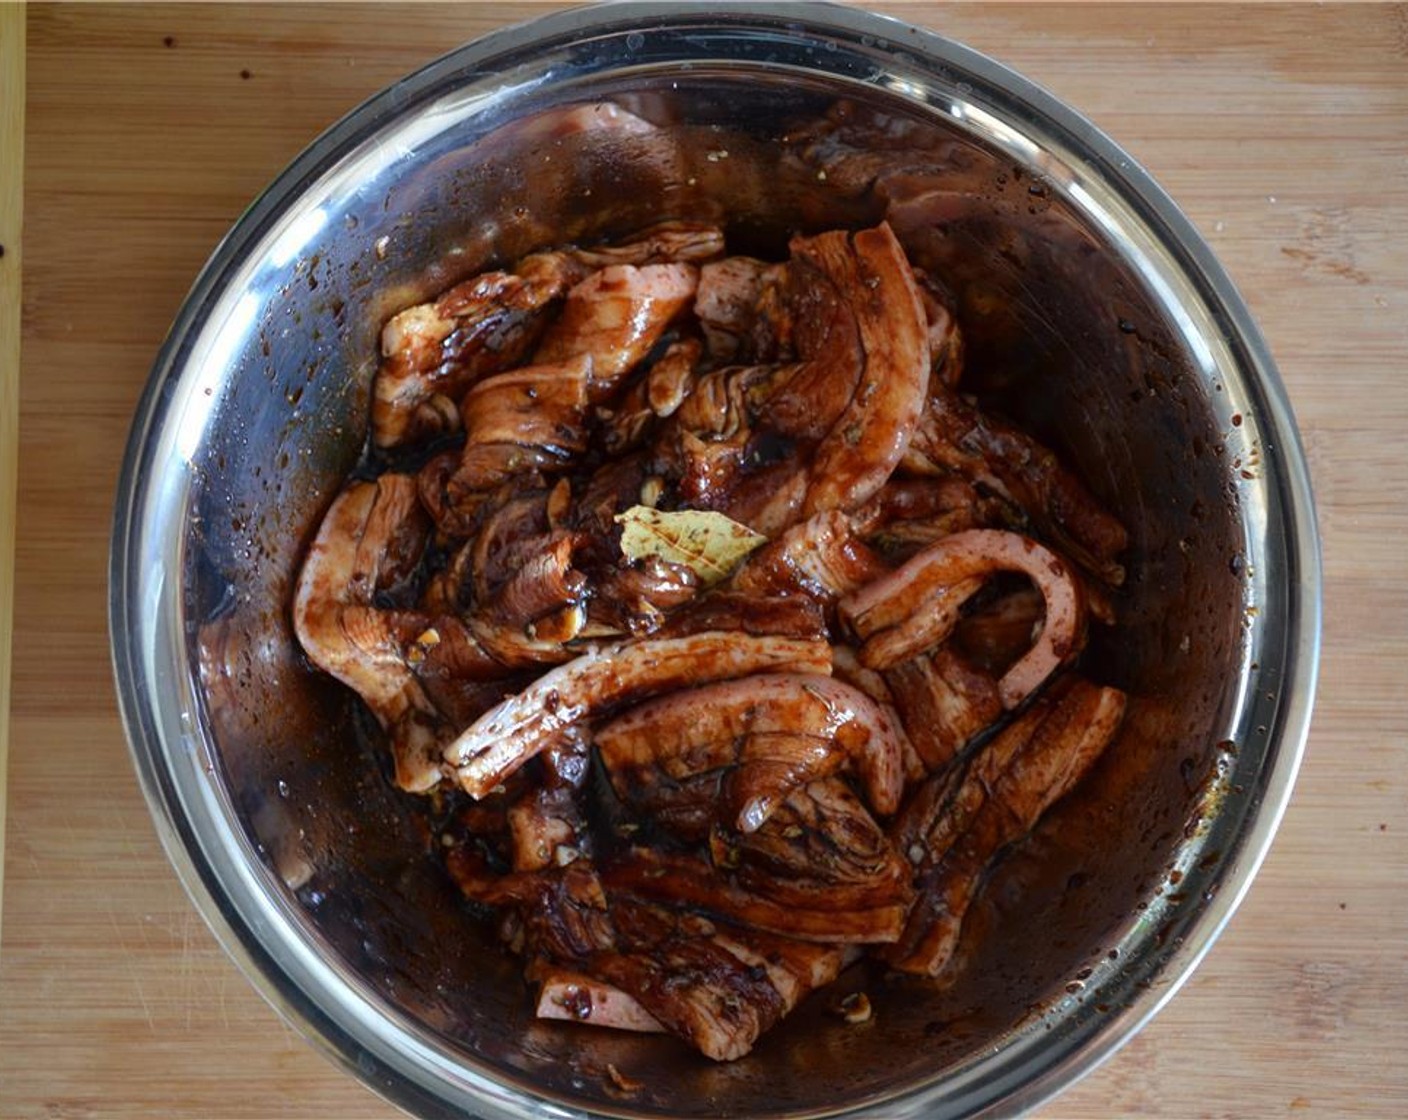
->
[614,505,767,585]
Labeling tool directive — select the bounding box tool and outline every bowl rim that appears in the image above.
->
[109,3,1322,1118]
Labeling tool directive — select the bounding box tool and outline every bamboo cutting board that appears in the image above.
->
[4,4,1407,1117]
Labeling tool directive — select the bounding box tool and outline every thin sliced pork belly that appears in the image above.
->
[445,633,833,798]
[793,222,931,518]
[887,679,1126,976]
[603,847,908,945]
[534,263,698,401]
[841,528,1086,708]
[596,673,907,827]
[532,968,666,1033]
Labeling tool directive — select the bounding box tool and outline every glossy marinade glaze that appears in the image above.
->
[289,100,1134,1064]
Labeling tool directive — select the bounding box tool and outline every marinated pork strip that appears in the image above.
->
[586,557,700,638]
[567,451,655,544]
[465,609,587,669]
[671,362,782,441]
[419,469,553,575]
[672,429,785,519]
[786,100,973,201]
[693,253,796,368]
[442,845,538,908]
[702,922,849,1016]
[851,477,987,533]
[534,263,699,402]
[327,610,450,792]
[445,855,619,963]
[888,761,968,877]
[600,372,668,461]
[508,785,589,873]
[458,358,593,453]
[884,648,1003,772]
[849,565,985,665]
[645,337,703,417]
[479,532,587,628]
[665,363,794,512]
[758,250,863,443]
[571,219,725,269]
[371,251,585,450]
[585,926,785,1061]
[600,337,703,455]
[299,474,428,606]
[377,217,719,452]
[609,735,850,840]
[840,528,1086,708]
[913,269,965,388]
[827,645,928,780]
[714,460,812,538]
[731,510,888,604]
[603,847,908,944]
[719,755,849,842]
[852,476,1006,557]
[413,663,536,732]
[653,592,827,642]
[542,735,593,790]
[611,767,732,840]
[419,527,591,670]
[905,388,1128,585]
[889,691,1054,876]
[694,256,777,364]
[666,223,929,535]
[950,584,1046,675]
[886,679,1127,976]
[725,778,913,912]
[445,633,833,798]
[688,231,924,532]
[386,610,511,678]
[540,903,847,1055]
[420,538,476,617]
[424,540,594,675]
[746,263,796,363]
[292,475,452,792]
[595,673,907,827]
[532,967,667,1033]
[873,515,988,559]
[793,223,931,518]
[447,354,592,502]
[415,450,476,541]
[829,645,894,705]
[600,748,885,850]
[519,863,622,964]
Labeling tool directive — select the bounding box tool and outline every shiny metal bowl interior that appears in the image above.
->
[110,5,1320,1118]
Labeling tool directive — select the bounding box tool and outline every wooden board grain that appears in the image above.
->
[3,4,1407,1118]
[0,3,26,949]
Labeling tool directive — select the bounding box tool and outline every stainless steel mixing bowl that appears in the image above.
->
[110,4,1321,1117]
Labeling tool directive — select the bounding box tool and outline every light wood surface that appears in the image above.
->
[4,4,1406,1117]
[0,4,26,949]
